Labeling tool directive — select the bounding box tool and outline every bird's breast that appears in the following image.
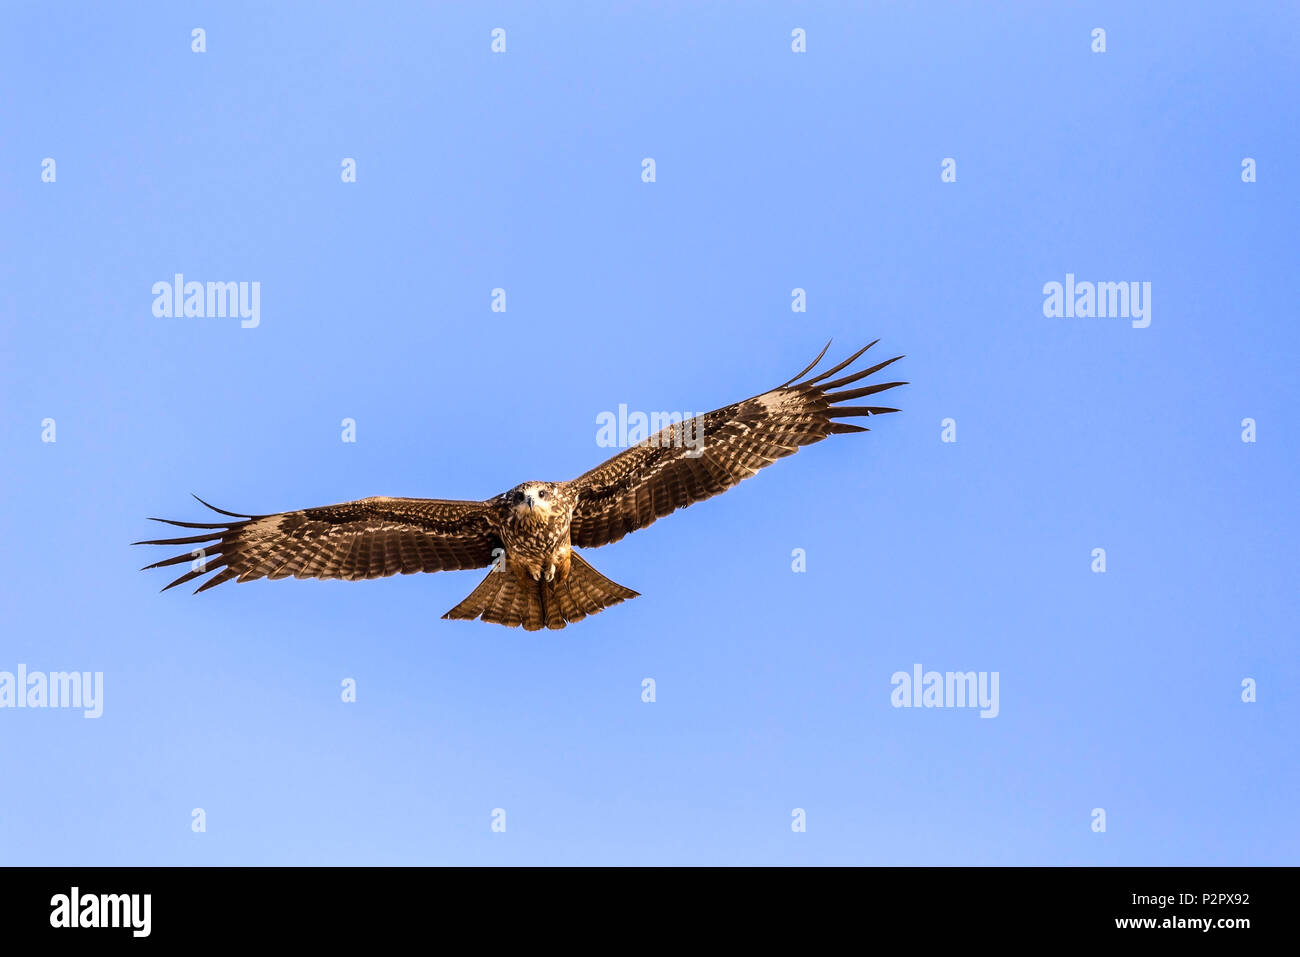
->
[502,512,571,558]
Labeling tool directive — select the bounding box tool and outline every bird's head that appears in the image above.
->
[509,481,562,519]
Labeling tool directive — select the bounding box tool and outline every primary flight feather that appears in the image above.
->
[136,341,905,630]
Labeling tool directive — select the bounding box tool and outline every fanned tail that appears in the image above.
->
[441,552,638,631]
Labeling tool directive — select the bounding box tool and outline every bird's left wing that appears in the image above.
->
[567,341,905,549]
[135,496,501,593]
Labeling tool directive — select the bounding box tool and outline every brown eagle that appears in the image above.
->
[136,342,905,630]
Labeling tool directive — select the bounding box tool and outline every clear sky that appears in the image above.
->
[2,2,1296,865]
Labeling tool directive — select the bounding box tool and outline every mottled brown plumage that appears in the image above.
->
[136,342,905,630]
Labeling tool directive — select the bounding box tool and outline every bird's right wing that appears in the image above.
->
[135,496,501,593]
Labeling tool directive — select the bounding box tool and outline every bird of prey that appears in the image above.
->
[136,341,905,630]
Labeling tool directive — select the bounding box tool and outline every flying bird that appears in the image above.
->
[136,341,905,630]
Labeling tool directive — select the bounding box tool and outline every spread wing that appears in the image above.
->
[135,496,501,593]
[567,341,905,548]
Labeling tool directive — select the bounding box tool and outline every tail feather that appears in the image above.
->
[442,552,638,631]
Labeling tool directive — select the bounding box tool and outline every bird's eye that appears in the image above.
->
[538,490,548,499]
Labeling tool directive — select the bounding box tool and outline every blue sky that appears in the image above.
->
[1,1,1296,865]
